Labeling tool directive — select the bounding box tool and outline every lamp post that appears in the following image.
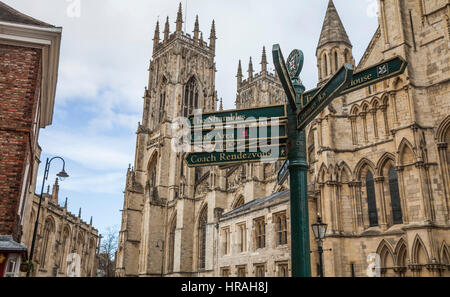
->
[26,156,69,277]
[311,215,331,277]
[156,240,164,277]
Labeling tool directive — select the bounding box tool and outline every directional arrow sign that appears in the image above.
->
[299,56,407,112]
[185,144,288,167]
[342,56,407,95]
[273,44,298,111]
[277,160,290,185]
[297,63,354,130]
[191,123,287,144]
[189,104,286,127]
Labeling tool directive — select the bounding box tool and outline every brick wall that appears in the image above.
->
[0,44,42,241]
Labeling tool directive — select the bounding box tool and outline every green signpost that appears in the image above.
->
[273,43,407,277]
[181,39,407,278]
[189,104,287,127]
[299,56,407,122]
[185,144,288,167]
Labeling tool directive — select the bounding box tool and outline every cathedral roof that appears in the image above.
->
[0,1,54,27]
[317,0,352,49]
[222,190,290,218]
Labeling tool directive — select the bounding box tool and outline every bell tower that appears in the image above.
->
[316,0,354,85]
[116,3,218,277]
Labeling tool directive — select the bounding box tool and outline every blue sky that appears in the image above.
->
[4,0,378,236]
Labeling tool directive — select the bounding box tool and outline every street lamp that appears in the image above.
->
[156,240,164,277]
[26,156,69,277]
[311,215,330,277]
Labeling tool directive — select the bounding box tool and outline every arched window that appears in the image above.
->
[40,219,53,267]
[168,216,176,273]
[388,167,403,224]
[183,76,199,117]
[344,49,350,64]
[59,227,70,269]
[323,54,328,77]
[148,153,158,187]
[233,196,245,209]
[366,171,379,227]
[159,91,166,122]
[334,51,339,72]
[198,207,207,269]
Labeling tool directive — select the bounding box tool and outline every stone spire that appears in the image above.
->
[237,60,243,88]
[261,46,268,74]
[193,15,199,44]
[200,32,204,46]
[175,2,183,32]
[209,20,216,53]
[219,98,223,111]
[51,178,59,205]
[164,16,170,43]
[248,57,254,81]
[317,0,352,49]
[64,197,68,209]
[78,208,81,218]
[153,21,160,52]
[90,216,93,225]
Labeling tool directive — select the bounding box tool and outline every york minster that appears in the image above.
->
[115,0,450,277]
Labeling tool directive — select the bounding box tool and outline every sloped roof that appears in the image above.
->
[317,0,352,49]
[0,1,54,27]
[0,236,27,252]
[222,190,290,218]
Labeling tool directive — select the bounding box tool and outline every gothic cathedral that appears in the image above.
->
[116,1,450,277]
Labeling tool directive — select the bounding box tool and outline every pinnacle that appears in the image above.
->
[317,0,352,49]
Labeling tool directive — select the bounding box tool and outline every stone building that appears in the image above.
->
[21,179,100,277]
[116,0,450,277]
[0,1,61,277]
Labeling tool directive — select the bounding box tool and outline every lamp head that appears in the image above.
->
[57,169,69,181]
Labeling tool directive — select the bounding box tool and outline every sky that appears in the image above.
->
[4,0,379,236]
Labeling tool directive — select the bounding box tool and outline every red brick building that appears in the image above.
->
[0,1,61,277]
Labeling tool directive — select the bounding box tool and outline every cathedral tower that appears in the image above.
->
[116,3,218,277]
[235,47,285,109]
[316,0,355,85]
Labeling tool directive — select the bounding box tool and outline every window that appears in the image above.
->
[4,256,19,277]
[255,264,266,277]
[323,54,328,77]
[183,76,199,117]
[222,227,230,255]
[168,216,176,273]
[388,167,403,224]
[233,197,245,209]
[221,267,231,277]
[277,262,289,277]
[274,212,288,246]
[198,207,207,269]
[159,91,166,122]
[237,266,247,277]
[334,51,338,72]
[59,228,70,269]
[366,171,379,227]
[254,217,266,249]
[40,219,53,267]
[237,223,247,253]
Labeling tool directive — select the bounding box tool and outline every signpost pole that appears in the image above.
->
[273,45,311,277]
[286,102,311,277]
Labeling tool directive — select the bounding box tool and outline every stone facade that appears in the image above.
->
[21,180,99,277]
[116,0,450,277]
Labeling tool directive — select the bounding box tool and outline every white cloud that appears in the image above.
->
[40,129,134,171]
